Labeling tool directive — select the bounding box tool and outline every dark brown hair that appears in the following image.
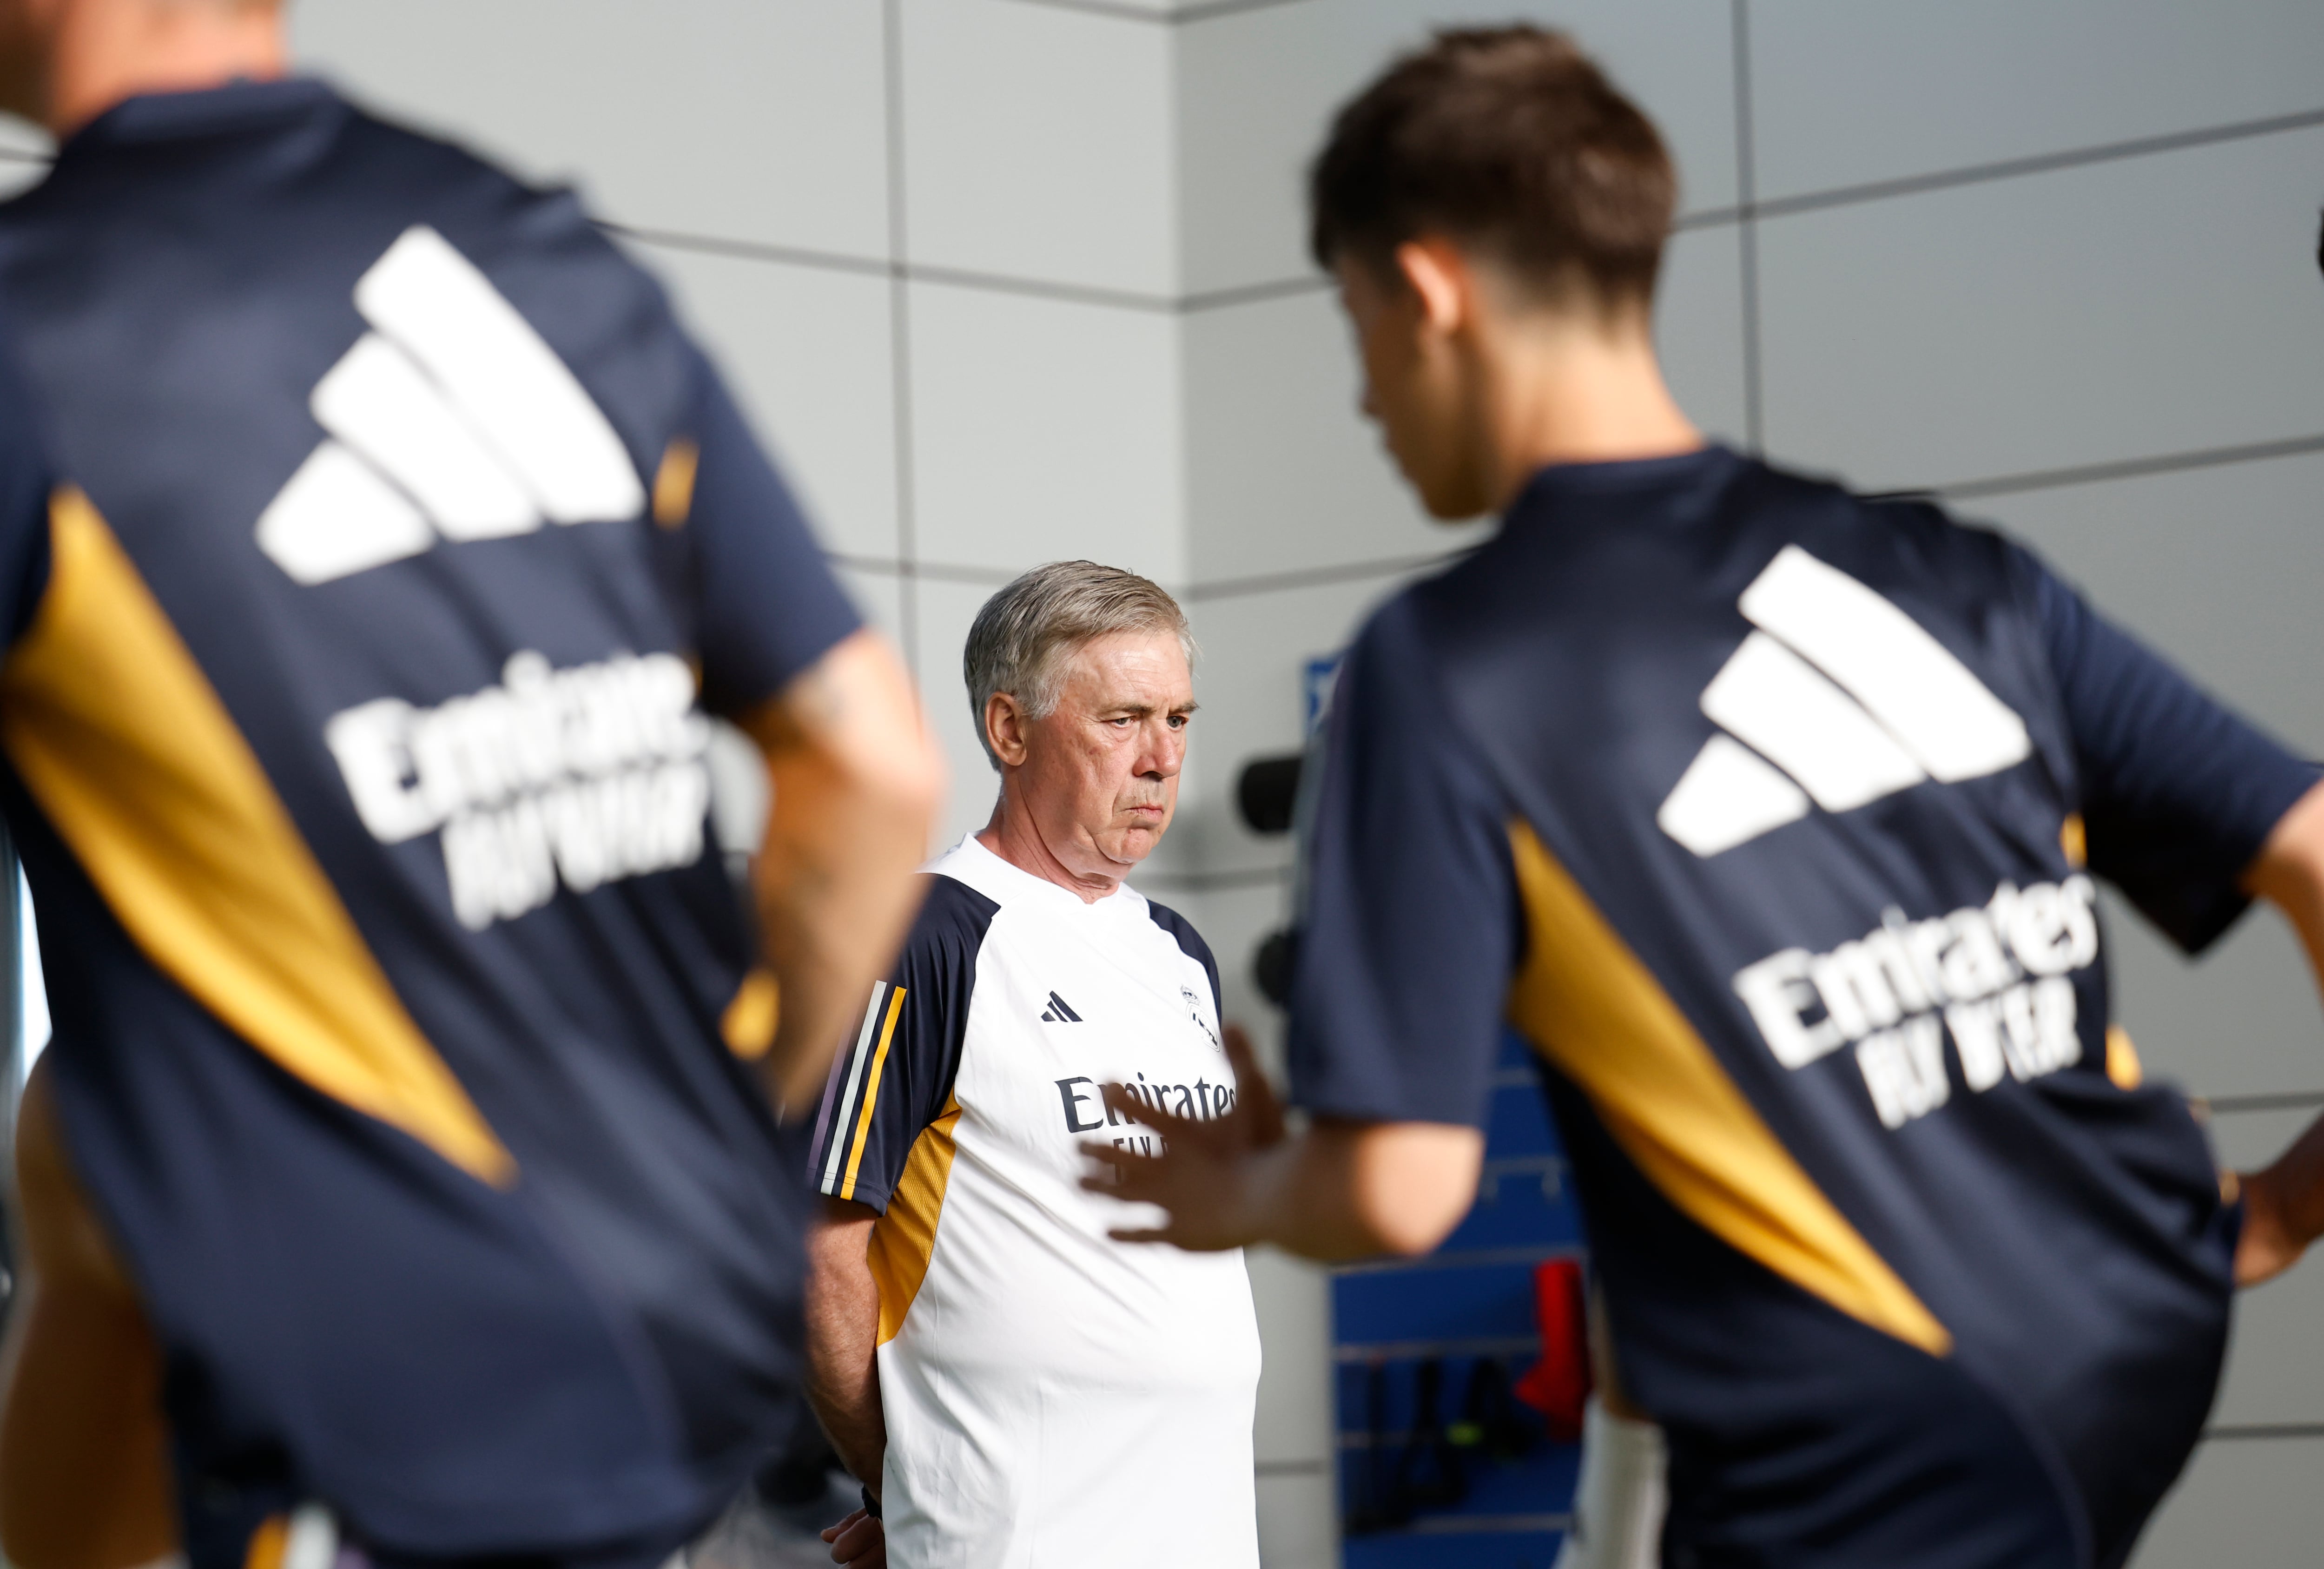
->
[1308,26,1677,312]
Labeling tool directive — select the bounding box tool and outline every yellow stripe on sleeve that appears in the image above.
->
[839,985,907,1201]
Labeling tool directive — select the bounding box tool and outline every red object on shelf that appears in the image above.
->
[1513,1257,1591,1442]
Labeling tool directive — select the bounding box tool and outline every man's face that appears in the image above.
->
[1335,253,1496,521]
[1005,630,1194,878]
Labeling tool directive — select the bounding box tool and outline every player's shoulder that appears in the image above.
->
[901,866,1003,959]
[1139,894,1216,971]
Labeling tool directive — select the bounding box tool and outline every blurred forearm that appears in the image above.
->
[2232,781,2324,1285]
[0,1067,178,1569]
[1256,1119,1484,1262]
[745,631,943,1112]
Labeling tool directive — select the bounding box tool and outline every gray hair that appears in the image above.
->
[964,561,1195,769]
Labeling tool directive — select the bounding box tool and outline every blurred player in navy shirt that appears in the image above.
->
[1096,27,2324,1569]
[0,2,941,1566]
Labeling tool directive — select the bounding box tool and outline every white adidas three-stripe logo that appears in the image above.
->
[1657,546,2032,857]
[256,225,647,586]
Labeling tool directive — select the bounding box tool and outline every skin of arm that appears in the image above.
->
[805,1197,888,1567]
[2232,779,2324,1286]
[805,1197,887,1490]
[0,1062,178,1569]
[1082,1025,1483,1261]
[738,630,944,1113]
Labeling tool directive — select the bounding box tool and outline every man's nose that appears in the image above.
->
[1137,724,1185,778]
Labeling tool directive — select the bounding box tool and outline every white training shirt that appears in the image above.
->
[806,836,1262,1569]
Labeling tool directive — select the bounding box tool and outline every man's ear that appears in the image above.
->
[1393,238,1473,337]
[984,692,1029,770]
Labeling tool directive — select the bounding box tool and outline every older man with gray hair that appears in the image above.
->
[804,561,1260,1569]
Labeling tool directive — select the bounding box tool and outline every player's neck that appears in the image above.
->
[1480,316,1702,513]
[41,3,287,137]
[977,794,1125,905]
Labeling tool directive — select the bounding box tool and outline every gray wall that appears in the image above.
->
[287,3,2324,1565]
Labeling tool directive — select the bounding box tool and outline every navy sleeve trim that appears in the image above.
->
[806,874,996,1213]
[1145,897,1223,1020]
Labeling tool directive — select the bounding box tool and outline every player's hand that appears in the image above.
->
[821,1508,886,1567]
[1079,1022,1287,1251]
[2232,1108,2324,1286]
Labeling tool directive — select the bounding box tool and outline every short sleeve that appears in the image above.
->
[680,350,863,717]
[806,874,996,1213]
[2025,548,2321,952]
[1286,594,1524,1128]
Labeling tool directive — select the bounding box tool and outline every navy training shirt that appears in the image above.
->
[1289,446,2318,1569]
[0,80,860,1562]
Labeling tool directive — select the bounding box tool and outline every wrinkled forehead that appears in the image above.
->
[1048,628,1195,712]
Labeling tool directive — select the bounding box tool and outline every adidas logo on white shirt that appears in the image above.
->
[1657,546,2032,857]
[256,225,647,586]
[1039,991,1083,1023]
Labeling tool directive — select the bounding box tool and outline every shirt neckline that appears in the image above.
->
[63,76,335,154]
[947,834,1141,916]
[1508,443,1739,508]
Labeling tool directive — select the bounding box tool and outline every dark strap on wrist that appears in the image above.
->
[861,1484,882,1521]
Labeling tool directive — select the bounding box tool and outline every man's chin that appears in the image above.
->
[1099,827,1166,867]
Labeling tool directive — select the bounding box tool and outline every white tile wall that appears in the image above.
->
[293,0,891,258]
[900,0,1176,298]
[1975,451,2324,759]
[1657,224,1752,448]
[1175,575,1410,876]
[1175,0,1738,297]
[1752,0,2324,201]
[1182,289,1491,583]
[637,244,901,564]
[832,565,908,651]
[1757,127,2324,492]
[909,574,1008,854]
[1256,1471,1342,1569]
[2100,889,2320,1104]
[908,280,1186,581]
[2195,1110,2324,1432]
[2132,1435,2324,1569]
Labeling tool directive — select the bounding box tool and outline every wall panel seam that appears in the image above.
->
[838,424,2324,599]
[881,0,921,670]
[1000,0,1317,26]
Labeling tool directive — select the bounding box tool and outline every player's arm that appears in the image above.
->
[2229,781,2324,1285]
[805,1196,888,1487]
[2024,551,2324,1286]
[1088,600,1506,1261]
[1091,1027,1481,1259]
[737,632,941,1111]
[0,1062,178,1569]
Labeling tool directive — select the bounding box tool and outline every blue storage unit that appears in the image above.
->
[1332,1032,1585,1568]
